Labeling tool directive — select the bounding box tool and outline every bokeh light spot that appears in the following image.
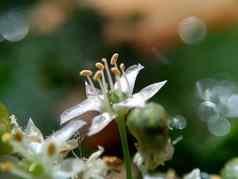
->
[0,10,29,42]
[178,16,207,45]
[207,118,231,137]
[169,115,187,130]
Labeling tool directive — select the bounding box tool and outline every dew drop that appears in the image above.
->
[207,118,231,136]
[169,115,187,130]
[198,101,220,122]
[0,10,29,42]
[178,16,207,45]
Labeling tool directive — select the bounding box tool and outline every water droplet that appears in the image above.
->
[207,118,231,136]
[0,10,29,42]
[198,101,220,122]
[169,115,187,130]
[178,16,207,44]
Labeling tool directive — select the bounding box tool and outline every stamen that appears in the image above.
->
[80,70,93,77]
[111,67,122,90]
[111,67,121,76]
[96,63,108,92]
[102,58,114,90]
[0,161,13,172]
[119,63,125,71]
[80,69,97,94]
[2,133,12,143]
[93,71,102,81]
[110,53,119,65]
[14,130,23,143]
[94,70,112,111]
[95,63,104,70]
[120,63,131,95]
[47,142,56,157]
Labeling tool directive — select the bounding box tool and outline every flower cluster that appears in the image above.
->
[196,79,238,136]
[1,53,179,179]
[0,115,108,179]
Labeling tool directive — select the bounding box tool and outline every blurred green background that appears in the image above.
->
[1,0,238,177]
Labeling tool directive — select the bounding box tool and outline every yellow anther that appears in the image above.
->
[120,63,125,71]
[14,130,23,142]
[47,142,56,157]
[111,67,121,76]
[1,133,12,143]
[93,71,102,81]
[95,63,104,70]
[0,161,13,172]
[110,53,119,65]
[80,70,93,77]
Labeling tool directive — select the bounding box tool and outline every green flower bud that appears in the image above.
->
[221,158,238,179]
[127,102,168,146]
[127,102,174,171]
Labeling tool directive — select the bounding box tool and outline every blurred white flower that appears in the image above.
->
[183,168,201,179]
[3,116,87,179]
[53,147,108,179]
[60,53,167,136]
[196,79,238,136]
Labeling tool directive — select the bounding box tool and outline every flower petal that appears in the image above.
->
[60,97,102,125]
[49,120,87,142]
[114,64,144,94]
[25,118,44,142]
[115,81,167,108]
[85,81,101,97]
[87,113,114,136]
[184,169,201,179]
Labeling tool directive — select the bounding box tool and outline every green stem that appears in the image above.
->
[116,115,133,179]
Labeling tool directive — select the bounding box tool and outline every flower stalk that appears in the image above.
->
[116,114,132,179]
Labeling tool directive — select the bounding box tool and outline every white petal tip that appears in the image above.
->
[137,63,144,70]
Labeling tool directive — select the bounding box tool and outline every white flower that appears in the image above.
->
[9,116,86,157]
[7,116,87,179]
[60,53,167,136]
